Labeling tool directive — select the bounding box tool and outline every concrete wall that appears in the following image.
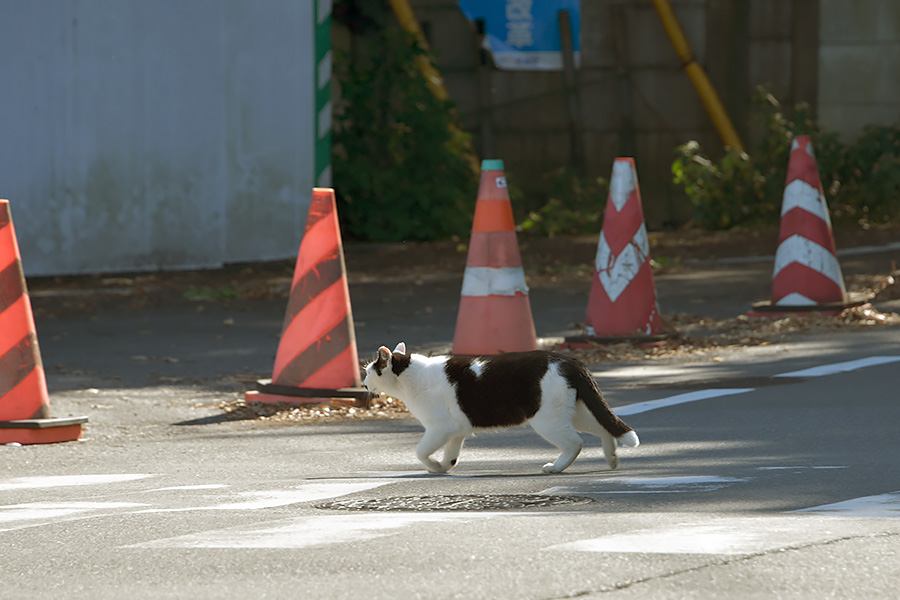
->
[818,0,900,139]
[0,1,315,276]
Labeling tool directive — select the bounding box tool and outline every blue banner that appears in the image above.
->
[458,0,580,70]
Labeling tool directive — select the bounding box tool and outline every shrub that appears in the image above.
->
[672,88,900,229]
[332,29,478,241]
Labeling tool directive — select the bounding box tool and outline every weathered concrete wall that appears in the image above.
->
[818,0,900,139]
[0,1,315,276]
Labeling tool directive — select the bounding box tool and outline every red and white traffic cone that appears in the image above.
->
[566,158,665,344]
[452,159,538,355]
[0,199,88,444]
[750,136,864,316]
[248,188,369,406]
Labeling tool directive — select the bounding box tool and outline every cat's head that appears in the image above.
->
[363,342,410,395]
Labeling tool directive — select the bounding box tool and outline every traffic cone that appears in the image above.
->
[565,158,665,344]
[749,136,865,316]
[248,188,369,406]
[0,200,87,444]
[452,159,537,355]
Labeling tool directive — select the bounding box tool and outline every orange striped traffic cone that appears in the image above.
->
[452,159,537,355]
[749,136,864,316]
[566,158,665,344]
[0,200,87,444]
[249,188,369,406]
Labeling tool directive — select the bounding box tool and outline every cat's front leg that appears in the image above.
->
[416,428,454,474]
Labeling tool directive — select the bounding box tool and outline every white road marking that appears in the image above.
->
[775,355,900,378]
[0,474,153,491]
[615,388,753,416]
[757,466,847,471]
[144,485,229,492]
[542,476,746,496]
[0,502,148,524]
[548,516,853,556]
[137,481,395,513]
[793,491,900,518]
[130,513,496,549]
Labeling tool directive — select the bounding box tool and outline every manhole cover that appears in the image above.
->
[315,494,592,512]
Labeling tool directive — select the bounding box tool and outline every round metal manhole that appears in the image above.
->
[315,494,593,512]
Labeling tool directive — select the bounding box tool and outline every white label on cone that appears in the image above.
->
[460,266,528,297]
[595,225,650,303]
[495,177,507,188]
[609,162,636,212]
[773,234,845,290]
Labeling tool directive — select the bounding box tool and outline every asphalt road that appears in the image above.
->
[3,325,899,599]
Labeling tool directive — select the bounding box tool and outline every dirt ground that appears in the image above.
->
[28,223,900,317]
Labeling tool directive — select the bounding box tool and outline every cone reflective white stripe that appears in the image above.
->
[782,180,832,223]
[460,267,529,297]
[778,292,818,306]
[595,225,651,303]
[609,160,635,211]
[773,235,845,291]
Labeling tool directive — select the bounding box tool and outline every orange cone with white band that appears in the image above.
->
[750,136,861,316]
[452,159,537,355]
[570,158,663,342]
[249,188,368,405]
[0,199,87,444]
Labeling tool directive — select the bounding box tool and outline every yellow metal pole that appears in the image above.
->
[651,0,745,152]
[388,0,480,174]
[388,0,450,101]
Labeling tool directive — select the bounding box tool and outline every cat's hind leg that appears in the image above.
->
[439,435,466,472]
[529,417,584,474]
[415,428,456,474]
[573,401,620,470]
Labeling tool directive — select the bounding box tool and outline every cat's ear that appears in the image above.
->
[378,346,392,362]
[393,342,407,355]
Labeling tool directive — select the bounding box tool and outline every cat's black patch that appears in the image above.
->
[372,352,388,376]
[445,352,549,428]
[391,352,411,375]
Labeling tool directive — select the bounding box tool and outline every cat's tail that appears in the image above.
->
[617,430,640,448]
[561,358,638,445]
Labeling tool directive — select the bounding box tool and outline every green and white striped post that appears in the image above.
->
[314,0,332,187]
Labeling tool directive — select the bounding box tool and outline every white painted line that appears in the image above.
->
[136,481,397,514]
[0,502,149,524]
[130,513,500,549]
[541,476,745,497]
[793,491,900,518]
[615,388,754,416]
[548,516,846,556]
[0,474,153,492]
[757,466,847,471]
[775,355,900,378]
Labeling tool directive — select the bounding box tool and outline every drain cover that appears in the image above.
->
[316,494,592,512]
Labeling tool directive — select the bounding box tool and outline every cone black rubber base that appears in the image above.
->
[748,292,872,317]
[254,379,372,407]
[563,332,674,346]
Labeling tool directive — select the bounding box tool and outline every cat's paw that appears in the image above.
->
[425,463,449,474]
[541,462,562,474]
[439,459,457,472]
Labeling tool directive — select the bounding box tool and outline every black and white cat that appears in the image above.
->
[363,343,639,474]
